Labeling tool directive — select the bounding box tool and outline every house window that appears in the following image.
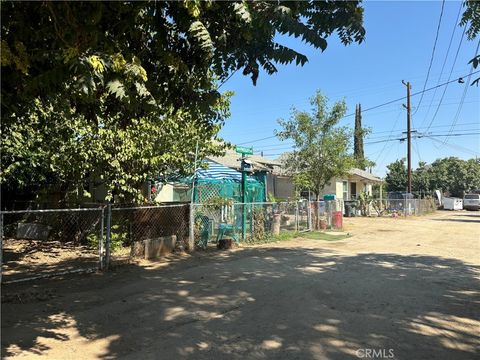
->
[342,181,348,200]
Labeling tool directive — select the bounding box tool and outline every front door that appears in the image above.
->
[350,182,357,200]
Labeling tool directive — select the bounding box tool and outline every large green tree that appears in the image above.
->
[1,1,366,203]
[276,92,355,200]
[385,159,408,192]
[385,157,480,197]
[412,161,432,195]
[428,157,480,197]
[460,0,480,85]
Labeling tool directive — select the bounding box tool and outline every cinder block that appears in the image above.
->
[16,223,51,240]
[131,241,145,258]
[143,235,177,260]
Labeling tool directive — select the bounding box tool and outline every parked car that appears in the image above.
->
[463,194,480,211]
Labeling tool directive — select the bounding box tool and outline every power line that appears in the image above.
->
[364,131,480,146]
[425,135,480,156]
[217,69,239,89]
[250,125,479,152]
[349,71,479,117]
[223,97,477,139]
[419,2,463,127]
[224,67,472,118]
[442,39,480,146]
[374,141,398,171]
[412,0,445,119]
[392,121,477,134]
[413,137,423,163]
[373,110,403,164]
[236,135,280,145]
[424,26,467,131]
[234,69,480,146]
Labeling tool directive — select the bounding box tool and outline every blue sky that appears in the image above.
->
[218,0,480,177]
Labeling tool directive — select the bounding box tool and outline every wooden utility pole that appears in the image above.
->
[402,80,412,193]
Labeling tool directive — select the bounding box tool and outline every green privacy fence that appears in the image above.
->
[193,179,265,204]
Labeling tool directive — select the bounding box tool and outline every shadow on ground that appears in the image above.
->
[431,218,480,223]
[2,246,480,359]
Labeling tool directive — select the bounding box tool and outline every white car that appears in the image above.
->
[463,194,480,211]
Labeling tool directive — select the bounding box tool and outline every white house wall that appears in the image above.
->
[155,184,175,202]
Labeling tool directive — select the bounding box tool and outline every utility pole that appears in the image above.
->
[402,80,412,194]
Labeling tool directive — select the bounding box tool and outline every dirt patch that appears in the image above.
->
[2,210,479,359]
[2,238,99,283]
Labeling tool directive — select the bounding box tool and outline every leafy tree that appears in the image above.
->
[428,157,480,197]
[385,159,407,192]
[1,1,366,203]
[386,157,480,197]
[276,92,355,200]
[412,161,432,196]
[460,0,480,85]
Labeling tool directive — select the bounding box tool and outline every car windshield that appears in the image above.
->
[464,194,480,199]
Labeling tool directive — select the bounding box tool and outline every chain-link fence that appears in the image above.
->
[108,204,189,266]
[310,200,344,231]
[368,198,437,217]
[0,203,190,283]
[192,200,343,248]
[1,200,346,282]
[1,208,105,283]
[2,196,439,282]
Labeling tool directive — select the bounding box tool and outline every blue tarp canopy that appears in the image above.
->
[195,160,256,182]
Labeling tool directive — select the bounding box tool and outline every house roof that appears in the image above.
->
[348,168,383,183]
[206,148,280,172]
[275,152,382,183]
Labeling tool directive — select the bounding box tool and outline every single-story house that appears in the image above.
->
[271,153,383,201]
[316,168,383,200]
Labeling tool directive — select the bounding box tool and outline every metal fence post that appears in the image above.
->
[308,201,312,231]
[99,207,105,271]
[189,204,195,251]
[251,203,254,239]
[295,201,299,232]
[105,203,112,269]
[0,213,3,284]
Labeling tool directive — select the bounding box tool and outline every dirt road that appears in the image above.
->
[2,211,479,359]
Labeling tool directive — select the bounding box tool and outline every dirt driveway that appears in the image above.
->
[2,211,479,359]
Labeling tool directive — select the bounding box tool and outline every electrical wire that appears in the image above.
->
[413,137,423,163]
[373,110,403,164]
[425,135,480,156]
[226,68,472,118]
[217,69,239,89]
[234,69,480,146]
[424,27,467,131]
[418,2,463,127]
[412,0,446,118]
[442,39,480,145]
[250,125,480,153]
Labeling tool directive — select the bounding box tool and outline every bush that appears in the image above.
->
[87,225,125,252]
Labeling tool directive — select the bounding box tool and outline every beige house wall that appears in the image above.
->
[268,173,379,202]
[267,174,296,200]
[319,178,375,201]
[155,184,174,202]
